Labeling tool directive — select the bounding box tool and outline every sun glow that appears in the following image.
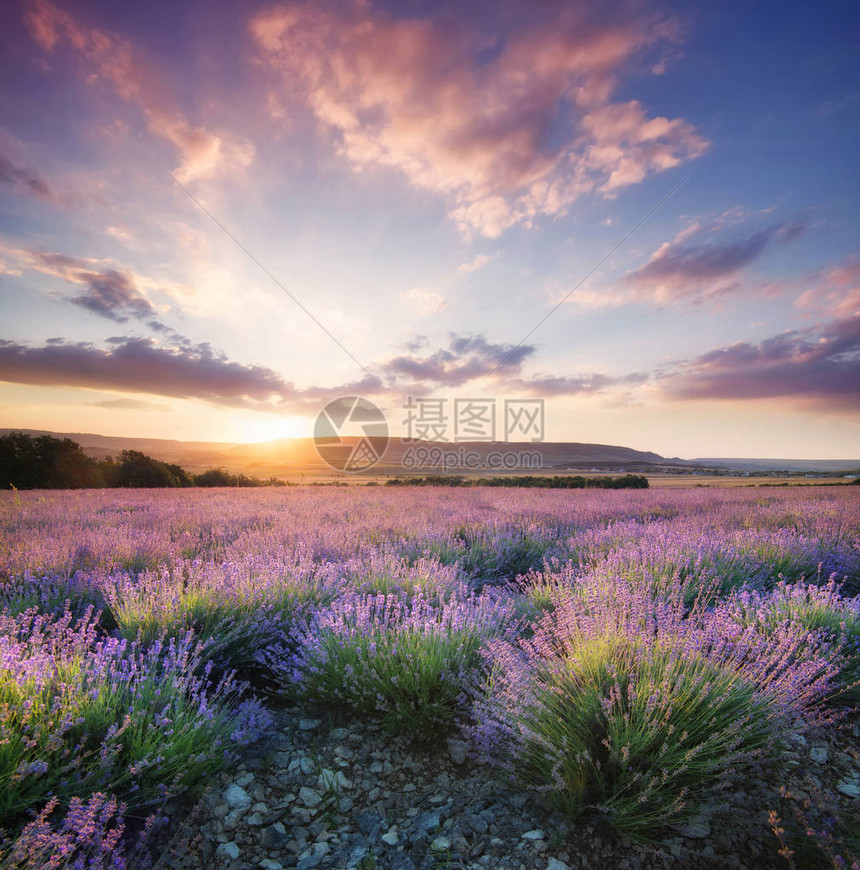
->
[236,413,310,443]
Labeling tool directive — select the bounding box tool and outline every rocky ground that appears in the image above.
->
[164,706,860,870]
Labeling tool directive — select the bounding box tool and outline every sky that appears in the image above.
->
[0,0,858,459]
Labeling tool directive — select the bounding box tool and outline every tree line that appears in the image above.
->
[0,433,287,489]
[385,474,650,489]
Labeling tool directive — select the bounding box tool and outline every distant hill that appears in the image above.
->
[3,429,856,478]
[0,428,693,477]
[695,458,860,474]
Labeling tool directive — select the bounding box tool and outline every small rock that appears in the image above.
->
[681,818,711,839]
[382,826,399,846]
[259,862,283,870]
[318,768,352,791]
[246,812,264,826]
[216,841,240,860]
[413,811,441,835]
[836,778,860,798]
[356,812,382,835]
[300,756,317,776]
[810,746,828,764]
[522,830,546,841]
[431,835,451,851]
[234,773,255,788]
[299,787,322,808]
[547,859,571,870]
[261,826,289,849]
[447,739,468,765]
[298,718,319,731]
[223,785,252,811]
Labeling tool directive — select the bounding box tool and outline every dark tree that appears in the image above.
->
[0,433,104,489]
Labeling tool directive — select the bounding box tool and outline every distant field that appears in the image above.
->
[1,486,858,868]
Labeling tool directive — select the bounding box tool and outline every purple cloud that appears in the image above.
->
[383,334,536,386]
[26,252,159,323]
[660,315,860,411]
[0,153,57,202]
[623,221,806,304]
[0,336,384,412]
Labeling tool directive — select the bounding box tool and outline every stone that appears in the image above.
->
[298,718,319,731]
[522,829,546,840]
[216,841,240,860]
[463,812,488,834]
[261,826,290,849]
[299,787,322,808]
[224,784,252,811]
[246,812,264,826]
[382,826,399,846]
[430,836,451,851]
[546,859,571,870]
[836,777,860,798]
[356,812,382,835]
[447,739,468,765]
[259,862,283,870]
[413,811,441,835]
[318,768,352,791]
[810,746,828,764]
[681,818,711,839]
[299,756,317,776]
[234,773,255,788]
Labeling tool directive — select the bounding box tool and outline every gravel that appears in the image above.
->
[165,705,860,870]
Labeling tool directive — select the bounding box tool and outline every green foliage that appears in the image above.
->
[505,638,776,840]
[387,474,649,489]
[0,434,287,490]
[0,434,105,489]
[193,468,287,487]
[110,451,192,488]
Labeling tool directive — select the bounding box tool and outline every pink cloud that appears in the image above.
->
[616,220,805,306]
[795,257,860,319]
[250,1,706,237]
[659,315,860,412]
[24,0,253,183]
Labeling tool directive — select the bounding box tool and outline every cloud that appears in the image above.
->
[457,253,495,273]
[399,287,447,315]
[505,372,617,397]
[88,397,170,411]
[620,220,805,305]
[795,257,860,320]
[377,332,615,396]
[251,1,706,237]
[0,152,59,203]
[24,0,253,182]
[381,333,536,386]
[18,250,159,323]
[0,336,384,412]
[659,315,860,412]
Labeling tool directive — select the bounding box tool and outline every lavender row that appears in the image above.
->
[0,486,858,867]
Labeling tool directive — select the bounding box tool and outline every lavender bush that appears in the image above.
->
[470,576,841,839]
[0,606,269,827]
[271,584,518,735]
[0,484,857,860]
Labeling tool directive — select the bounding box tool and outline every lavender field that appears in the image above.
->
[1,486,858,870]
